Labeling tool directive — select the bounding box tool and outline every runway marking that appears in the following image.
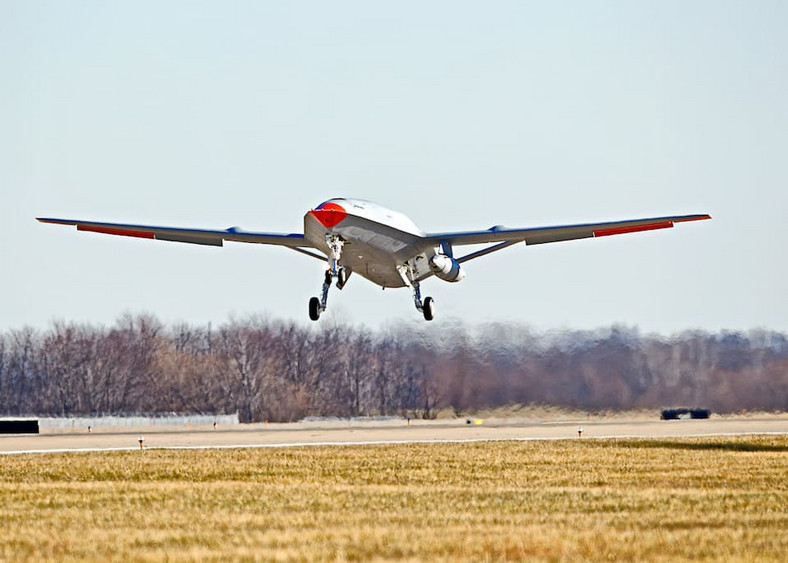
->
[2,431,786,456]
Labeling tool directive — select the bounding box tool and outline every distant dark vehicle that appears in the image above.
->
[0,419,39,434]
[661,408,711,420]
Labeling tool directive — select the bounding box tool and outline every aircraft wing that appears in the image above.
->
[36,218,310,248]
[422,214,711,263]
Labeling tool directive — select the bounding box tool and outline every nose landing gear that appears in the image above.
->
[309,242,436,322]
[308,235,347,321]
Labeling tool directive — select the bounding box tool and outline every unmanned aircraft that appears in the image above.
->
[38,198,710,321]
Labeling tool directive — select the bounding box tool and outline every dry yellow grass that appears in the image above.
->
[1,436,786,561]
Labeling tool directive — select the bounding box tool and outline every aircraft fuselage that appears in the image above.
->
[38,197,710,321]
[305,198,435,288]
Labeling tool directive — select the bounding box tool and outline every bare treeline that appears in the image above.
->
[1,314,786,421]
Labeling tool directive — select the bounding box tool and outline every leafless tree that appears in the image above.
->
[1,316,785,419]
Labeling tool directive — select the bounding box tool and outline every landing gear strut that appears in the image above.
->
[397,263,436,321]
[308,235,348,321]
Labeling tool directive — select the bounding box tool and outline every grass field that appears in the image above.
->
[1,436,786,561]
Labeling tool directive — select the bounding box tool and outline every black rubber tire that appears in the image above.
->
[337,267,348,290]
[308,297,321,321]
[423,297,435,321]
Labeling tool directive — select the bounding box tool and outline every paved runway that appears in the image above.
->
[2,415,786,455]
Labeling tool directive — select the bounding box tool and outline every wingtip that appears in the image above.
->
[37,217,74,225]
[675,214,712,223]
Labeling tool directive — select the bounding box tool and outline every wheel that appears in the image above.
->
[308,297,321,321]
[336,267,348,290]
[422,296,435,321]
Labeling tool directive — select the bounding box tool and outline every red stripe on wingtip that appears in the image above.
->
[77,225,155,239]
[594,221,674,237]
[38,218,74,225]
[676,214,712,222]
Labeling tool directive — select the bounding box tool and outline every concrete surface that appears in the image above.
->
[2,415,786,454]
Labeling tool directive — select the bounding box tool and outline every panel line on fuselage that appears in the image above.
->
[304,202,433,289]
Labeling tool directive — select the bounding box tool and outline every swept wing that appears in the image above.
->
[420,214,711,263]
[36,217,314,251]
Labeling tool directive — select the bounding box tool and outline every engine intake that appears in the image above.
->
[429,254,465,282]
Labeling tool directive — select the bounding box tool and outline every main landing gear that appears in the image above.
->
[413,280,435,321]
[397,264,435,321]
[309,235,350,321]
[308,242,436,322]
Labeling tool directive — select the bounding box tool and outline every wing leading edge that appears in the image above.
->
[38,212,711,266]
[36,218,312,250]
[421,214,711,263]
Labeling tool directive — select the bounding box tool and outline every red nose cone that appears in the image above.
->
[310,202,348,228]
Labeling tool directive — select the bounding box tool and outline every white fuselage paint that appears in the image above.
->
[303,198,437,288]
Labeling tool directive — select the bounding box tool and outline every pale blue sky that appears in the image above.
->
[2,1,786,333]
